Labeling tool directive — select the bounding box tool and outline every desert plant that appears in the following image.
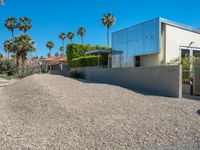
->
[102,13,116,46]
[0,59,17,76]
[77,27,86,44]
[59,46,64,55]
[67,32,75,43]
[18,17,32,33]
[46,41,54,57]
[59,32,66,54]
[12,34,36,66]
[55,52,59,56]
[0,53,3,59]
[3,40,14,59]
[4,17,18,39]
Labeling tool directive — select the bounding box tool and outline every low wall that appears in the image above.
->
[50,65,69,76]
[70,65,182,98]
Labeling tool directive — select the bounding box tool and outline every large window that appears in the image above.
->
[181,49,190,58]
[181,48,200,82]
[193,50,200,58]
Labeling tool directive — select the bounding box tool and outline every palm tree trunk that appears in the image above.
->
[50,48,51,57]
[62,40,65,55]
[7,51,9,59]
[15,53,19,67]
[82,36,83,45]
[107,27,110,47]
[11,30,14,39]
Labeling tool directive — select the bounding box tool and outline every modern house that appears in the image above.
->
[111,17,200,68]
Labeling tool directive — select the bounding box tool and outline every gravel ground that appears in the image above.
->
[0,74,199,150]
[0,78,17,89]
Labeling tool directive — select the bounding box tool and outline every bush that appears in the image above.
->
[0,58,42,79]
[0,59,17,76]
[69,70,81,78]
[67,43,111,66]
[71,55,108,68]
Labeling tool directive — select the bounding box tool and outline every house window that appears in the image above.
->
[193,50,200,59]
[181,49,190,58]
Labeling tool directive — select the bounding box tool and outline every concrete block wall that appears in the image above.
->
[70,65,182,98]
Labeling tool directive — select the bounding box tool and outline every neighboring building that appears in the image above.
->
[112,17,200,68]
[44,56,67,74]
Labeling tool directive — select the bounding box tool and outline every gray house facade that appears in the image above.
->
[112,17,200,68]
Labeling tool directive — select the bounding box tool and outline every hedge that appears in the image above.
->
[67,43,111,66]
[71,55,108,68]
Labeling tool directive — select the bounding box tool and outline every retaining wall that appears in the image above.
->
[70,65,182,98]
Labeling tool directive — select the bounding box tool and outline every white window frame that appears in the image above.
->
[179,46,200,76]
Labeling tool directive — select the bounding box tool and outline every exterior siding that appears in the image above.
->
[112,18,160,68]
[165,24,200,63]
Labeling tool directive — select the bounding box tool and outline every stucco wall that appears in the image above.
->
[165,25,200,63]
[70,65,182,98]
[140,54,160,67]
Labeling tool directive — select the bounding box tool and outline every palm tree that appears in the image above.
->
[18,17,32,33]
[102,13,116,46]
[46,41,54,57]
[13,34,36,66]
[0,0,4,5]
[77,27,86,44]
[59,46,64,55]
[58,32,66,50]
[4,17,18,39]
[4,34,36,66]
[55,52,59,57]
[67,32,75,43]
[3,40,14,59]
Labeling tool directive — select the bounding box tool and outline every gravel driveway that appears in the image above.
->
[0,74,199,149]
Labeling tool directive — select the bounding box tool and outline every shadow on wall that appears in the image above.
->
[69,66,182,98]
[69,76,177,98]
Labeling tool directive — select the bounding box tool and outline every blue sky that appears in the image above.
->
[0,0,200,57]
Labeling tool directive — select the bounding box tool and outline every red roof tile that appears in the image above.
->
[45,56,67,62]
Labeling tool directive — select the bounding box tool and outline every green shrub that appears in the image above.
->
[0,59,42,79]
[0,59,17,76]
[67,43,111,66]
[69,70,81,78]
[71,55,108,68]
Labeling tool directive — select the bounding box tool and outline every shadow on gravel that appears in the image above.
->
[72,78,175,98]
[197,110,200,116]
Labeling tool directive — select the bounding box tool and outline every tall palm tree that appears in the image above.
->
[59,32,66,49]
[59,46,64,55]
[77,27,86,44]
[4,17,18,39]
[102,13,116,46]
[18,17,32,33]
[3,40,14,59]
[67,32,75,43]
[46,41,54,57]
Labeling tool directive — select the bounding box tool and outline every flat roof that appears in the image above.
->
[113,17,200,34]
[160,17,200,34]
[86,49,122,55]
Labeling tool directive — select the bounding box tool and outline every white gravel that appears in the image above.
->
[0,74,199,150]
